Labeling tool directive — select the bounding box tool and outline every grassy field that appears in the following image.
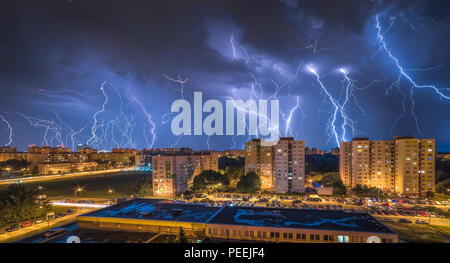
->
[384,222,450,243]
[0,171,151,199]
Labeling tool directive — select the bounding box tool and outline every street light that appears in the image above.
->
[378,185,381,201]
[74,186,84,196]
[108,188,113,195]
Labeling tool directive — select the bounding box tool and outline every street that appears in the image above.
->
[0,207,97,243]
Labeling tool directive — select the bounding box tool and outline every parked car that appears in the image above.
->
[44,228,66,237]
[35,219,44,224]
[415,219,429,224]
[21,221,32,228]
[66,209,74,214]
[5,225,19,232]
[56,213,66,218]
[398,218,412,223]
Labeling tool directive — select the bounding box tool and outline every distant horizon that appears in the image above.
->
[2,136,449,153]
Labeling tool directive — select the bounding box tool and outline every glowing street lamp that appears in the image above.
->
[74,186,84,196]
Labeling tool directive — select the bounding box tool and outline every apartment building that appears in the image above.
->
[273,137,305,193]
[38,161,98,175]
[245,137,305,193]
[393,137,435,195]
[245,139,274,190]
[152,152,219,197]
[339,136,435,196]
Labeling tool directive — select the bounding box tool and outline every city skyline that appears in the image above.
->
[1,0,450,153]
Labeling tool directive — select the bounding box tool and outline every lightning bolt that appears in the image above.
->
[338,69,369,142]
[0,114,13,146]
[374,14,450,136]
[308,66,341,147]
[38,88,87,97]
[15,112,64,146]
[132,97,156,149]
[87,81,108,149]
[70,125,87,151]
[282,96,300,137]
[229,36,307,148]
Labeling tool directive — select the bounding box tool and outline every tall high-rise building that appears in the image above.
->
[152,152,219,197]
[339,136,435,196]
[245,139,274,190]
[273,137,305,193]
[245,137,305,193]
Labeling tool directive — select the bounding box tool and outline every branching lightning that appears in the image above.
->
[308,66,341,147]
[0,114,13,146]
[374,14,450,135]
[132,97,156,149]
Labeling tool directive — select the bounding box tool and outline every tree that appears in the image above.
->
[436,178,450,194]
[426,191,434,198]
[0,184,51,227]
[192,170,228,192]
[175,228,188,243]
[218,156,245,170]
[352,184,381,198]
[236,172,261,193]
[31,166,39,175]
[315,172,347,196]
[0,159,29,171]
[305,154,339,174]
[224,165,245,188]
[134,175,152,197]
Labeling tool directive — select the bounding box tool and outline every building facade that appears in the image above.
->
[38,161,98,175]
[76,199,398,243]
[273,137,305,193]
[339,136,435,196]
[245,139,274,191]
[152,152,219,197]
[245,137,305,193]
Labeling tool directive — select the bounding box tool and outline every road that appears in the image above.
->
[0,168,132,186]
[0,208,97,243]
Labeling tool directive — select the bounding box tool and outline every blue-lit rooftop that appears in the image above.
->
[208,206,395,234]
[82,198,221,223]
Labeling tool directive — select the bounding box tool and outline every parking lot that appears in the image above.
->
[178,193,450,226]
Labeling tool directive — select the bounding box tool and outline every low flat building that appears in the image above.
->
[76,198,397,243]
[315,186,333,195]
[38,162,97,175]
[77,199,221,236]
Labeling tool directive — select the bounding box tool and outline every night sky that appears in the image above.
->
[1,0,449,152]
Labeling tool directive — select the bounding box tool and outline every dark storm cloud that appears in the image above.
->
[0,0,449,151]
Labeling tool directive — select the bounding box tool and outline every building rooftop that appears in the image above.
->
[81,198,394,234]
[82,198,221,223]
[208,206,395,234]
